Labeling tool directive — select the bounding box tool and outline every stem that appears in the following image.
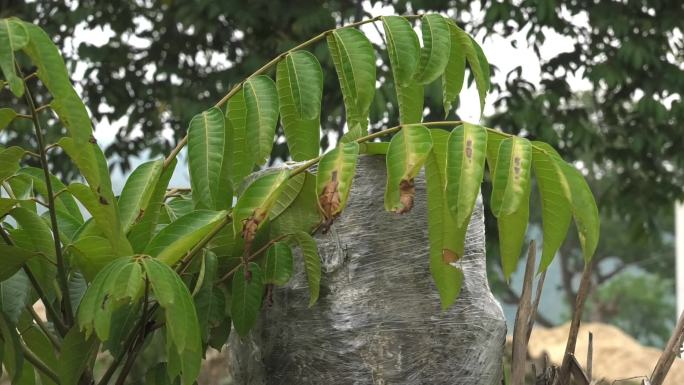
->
[0,225,69,336]
[558,263,593,384]
[217,234,289,284]
[176,214,231,274]
[113,280,150,385]
[162,14,424,171]
[22,343,61,385]
[26,305,61,351]
[19,66,74,327]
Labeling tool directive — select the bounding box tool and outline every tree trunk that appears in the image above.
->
[228,155,507,384]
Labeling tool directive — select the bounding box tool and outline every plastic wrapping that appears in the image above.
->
[228,155,506,384]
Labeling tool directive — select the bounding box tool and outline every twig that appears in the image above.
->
[649,309,684,385]
[558,263,594,384]
[217,234,289,284]
[587,332,593,381]
[511,240,537,385]
[26,305,61,351]
[21,342,61,384]
[18,65,74,326]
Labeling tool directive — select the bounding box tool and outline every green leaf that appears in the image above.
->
[328,28,376,138]
[76,257,130,338]
[69,236,117,281]
[289,231,321,307]
[316,142,359,220]
[263,242,294,286]
[21,323,58,385]
[230,262,264,336]
[0,197,17,217]
[10,207,54,259]
[425,129,464,309]
[276,51,322,161]
[384,125,433,213]
[531,142,573,272]
[490,137,532,217]
[244,75,279,165]
[497,195,530,278]
[412,14,451,85]
[68,182,132,256]
[18,167,83,222]
[0,108,17,131]
[188,107,231,210]
[225,88,257,186]
[559,161,600,263]
[442,23,466,116]
[0,245,35,282]
[118,159,164,233]
[448,21,490,115]
[144,210,227,266]
[58,327,99,385]
[0,146,24,183]
[0,18,28,97]
[143,257,201,368]
[0,312,24,382]
[0,270,31,324]
[269,172,306,219]
[193,252,219,343]
[446,123,487,227]
[270,172,322,237]
[382,16,420,86]
[232,170,289,240]
[128,158,176,252]
[381,16,424,124]
[110,261,144,302]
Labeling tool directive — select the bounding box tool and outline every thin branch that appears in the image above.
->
[35,103,51,113]
[26,305,61,351]
[649,309,684,385]
[18,65,74,326]
[23,72,37,81]
[217,234,289,284]
[22,342,61,385]
[23,150,41,159]
[511,241,537,385]
[558,263,594,384]
[176,214,232,274]
[16,113,33,120]
[162,14,424,171]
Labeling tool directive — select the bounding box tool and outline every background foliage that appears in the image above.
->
[2,0,683,347]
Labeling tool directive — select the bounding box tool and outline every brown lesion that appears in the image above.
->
[318,170,342,233]
[513,156,521,179]
[97,186,109,205]
[241,208,266,253]
[442,248,459,264]
[465,138,473,161]
[396,178,415,214]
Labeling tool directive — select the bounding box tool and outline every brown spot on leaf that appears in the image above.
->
[134,208,145,223]
[89,135,97,144]
[465,139,473,160]
[241,208,266,252]
[319,171,341,220]
[99,195,109,205]
[243,267,253,283]
[397,179,415,214]
[442,249,459,263]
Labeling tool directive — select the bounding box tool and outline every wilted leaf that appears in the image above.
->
[316,142,359,222]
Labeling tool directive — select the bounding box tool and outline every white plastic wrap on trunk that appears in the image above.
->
[228,155,506,384]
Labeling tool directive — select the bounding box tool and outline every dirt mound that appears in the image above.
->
[526,322,684,384]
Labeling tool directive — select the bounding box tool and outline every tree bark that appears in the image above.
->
[229,155,507,385]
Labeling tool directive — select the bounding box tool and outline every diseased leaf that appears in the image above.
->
[289,231,321,307]
[412,14,451,85]
[316,142,359,222]
[232,170,289,246]
[0,18,28,97]
[68,182,132,256]
[490,137,532,217]
[144,210,227,266]
[276,51,322,161]
[244,75,279,165]
[384,125,433,213]
[446,123,487,228]
[263,242,294,286]
[0,108,17,131]
[188,107,231,210]
[424,129,464,309]
[230,262,264,336]
[118,159,164,233]
[531,142,573,272]
[327,28,376,139]
[225,88,257,186]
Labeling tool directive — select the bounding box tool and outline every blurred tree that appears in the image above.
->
[2,0,683,343]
